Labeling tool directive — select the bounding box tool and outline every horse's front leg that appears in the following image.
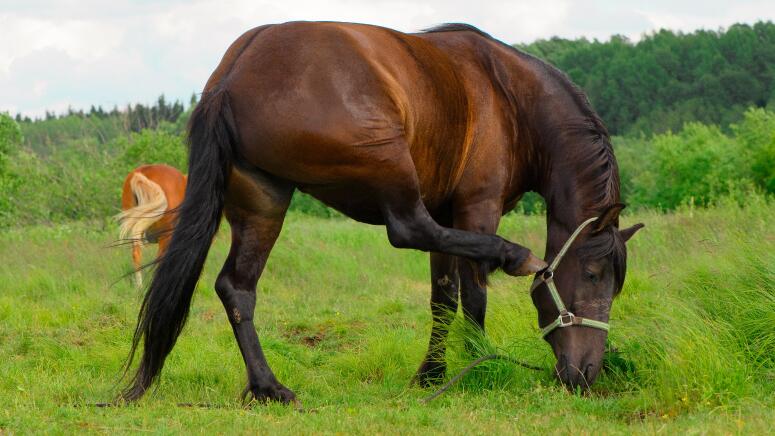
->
[453,201,502,331]
[376,150,545,276]
[413,253,459,386]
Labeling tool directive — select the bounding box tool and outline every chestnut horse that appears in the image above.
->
[122,22,643,404]
[116,164,186,286]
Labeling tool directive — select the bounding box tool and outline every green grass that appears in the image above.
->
[0,200,773,434]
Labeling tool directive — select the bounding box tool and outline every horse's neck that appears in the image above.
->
[498,49,613,233]
[543,166,586,234]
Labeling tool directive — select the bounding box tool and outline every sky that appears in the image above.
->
[2,0,774,118]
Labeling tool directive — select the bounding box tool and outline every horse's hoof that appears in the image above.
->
[242,383,298,406]
[412,361,446,387]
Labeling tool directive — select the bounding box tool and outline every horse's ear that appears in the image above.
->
[619,223,644,242]
[592,203,625,233]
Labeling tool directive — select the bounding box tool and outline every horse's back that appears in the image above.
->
[206,22,526,222]
[211,24,482,212]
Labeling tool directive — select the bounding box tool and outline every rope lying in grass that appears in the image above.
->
[421,354,543,403]
[88,402,222,408]
[87,355,540,408]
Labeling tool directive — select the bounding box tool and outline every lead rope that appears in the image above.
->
[421,354,542,403]
[423,217,608,403]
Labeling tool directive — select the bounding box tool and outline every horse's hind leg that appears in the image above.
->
[132,241,143,287]
[413,252,459,386]
[214,169,295,404]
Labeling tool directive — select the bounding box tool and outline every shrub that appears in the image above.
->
[116,129,187,172]
[0,113,23,225]
[631,123,746,209]
[733,108,775,194]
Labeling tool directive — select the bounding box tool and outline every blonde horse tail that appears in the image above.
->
[115,172,168,285]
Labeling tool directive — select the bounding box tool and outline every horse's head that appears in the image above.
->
[532,204,643,390]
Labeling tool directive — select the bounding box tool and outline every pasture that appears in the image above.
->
[1,199,772,433]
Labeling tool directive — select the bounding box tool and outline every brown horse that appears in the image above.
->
[121,22,643,404]
[116,164,186,286]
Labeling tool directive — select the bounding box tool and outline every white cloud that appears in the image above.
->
[0,14,124,75]
[636,0,775,35]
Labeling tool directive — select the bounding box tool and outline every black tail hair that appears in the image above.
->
[120,87,237,401]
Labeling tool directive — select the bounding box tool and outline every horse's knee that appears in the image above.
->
[386,221,414,248]
[385,211,440,250]
[386,219,433,249]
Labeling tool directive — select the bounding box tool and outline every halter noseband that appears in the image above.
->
[530,217,610,338]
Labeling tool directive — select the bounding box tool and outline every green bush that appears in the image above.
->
[0,113,22,158]
[116,129,188,172]
[733,108,775,194]
[3,106,774,227]
[1,129,188,227]
[0,113,23,225]
[615,108,774,211]
[629,123,746,209]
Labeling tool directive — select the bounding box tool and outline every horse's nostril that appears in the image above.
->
[555,355,569,378]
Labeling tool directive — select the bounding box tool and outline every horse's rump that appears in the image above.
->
[115,172,168,243]
[216,22,480,217]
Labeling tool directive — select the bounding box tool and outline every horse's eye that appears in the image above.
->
[585,271,599,283]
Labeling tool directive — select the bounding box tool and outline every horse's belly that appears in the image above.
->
[299,184,385,225]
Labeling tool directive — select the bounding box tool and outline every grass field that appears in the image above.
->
[1,200,773,434]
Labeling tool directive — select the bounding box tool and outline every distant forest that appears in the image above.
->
[517,21,775,134]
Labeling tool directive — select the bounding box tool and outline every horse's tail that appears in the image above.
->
[115,172,168,242]
[121,88,236,402]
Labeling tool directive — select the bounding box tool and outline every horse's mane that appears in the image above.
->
[424,23,619,217]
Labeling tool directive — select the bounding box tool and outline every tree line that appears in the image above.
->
[518,21,775,135]
[18,94,197,155]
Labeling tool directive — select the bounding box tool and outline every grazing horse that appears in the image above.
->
[116,164,186,286]
[121,22,643,404]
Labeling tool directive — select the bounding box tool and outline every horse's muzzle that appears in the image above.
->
[555,353,601,391]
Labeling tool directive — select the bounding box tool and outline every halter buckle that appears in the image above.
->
[559,312,575,327]
[541,269,554,281]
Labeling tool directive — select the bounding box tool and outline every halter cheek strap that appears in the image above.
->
[530,217,610,338]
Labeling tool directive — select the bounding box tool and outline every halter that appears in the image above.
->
[530,217,610,338]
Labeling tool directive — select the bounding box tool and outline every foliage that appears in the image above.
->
[116,129,188,171]
[0,113,22,158]
[3,106,773,226]
[614,108,774,210]
[733,108,775,193]
[19,94,193,155]
[0,113,23,224]
[2,129,188,226]
[625,123,743,208]
[0,203,772,432]
[518,21,775,135]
